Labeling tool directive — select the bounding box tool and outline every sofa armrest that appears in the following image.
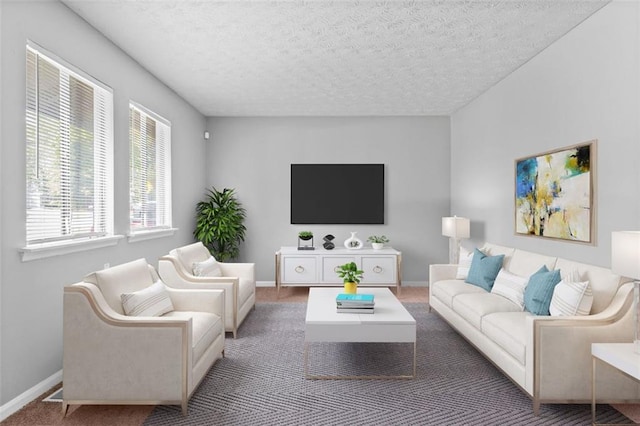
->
[429,264,458,285]
[526,282,639,406]
[166,287,225,318]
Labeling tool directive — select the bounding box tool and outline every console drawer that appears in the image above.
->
[282,257,316,283]
[321,256,356,283]
[361,256,396,283]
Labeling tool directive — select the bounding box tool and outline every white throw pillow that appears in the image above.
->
[193,256,222,277]
[549,269,593,316]
[121,280,174,317]
[456,246,474,279]
[491,269,528,310]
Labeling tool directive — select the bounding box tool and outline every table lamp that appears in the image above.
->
[611,231,640,354]
[442,216,470,264]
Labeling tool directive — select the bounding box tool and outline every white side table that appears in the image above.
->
[592,343,640,425]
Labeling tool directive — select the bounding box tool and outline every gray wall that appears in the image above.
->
[204,116,451,283]
[450,1,640,267]
[0,1,207,405]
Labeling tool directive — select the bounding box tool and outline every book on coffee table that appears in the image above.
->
[335,293,375,307]
[336,306,374,314]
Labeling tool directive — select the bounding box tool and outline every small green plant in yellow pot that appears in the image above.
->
[336,261,364,294]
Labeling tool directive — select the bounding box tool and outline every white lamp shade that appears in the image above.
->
[611,231,640,279]
[442,216,470,239]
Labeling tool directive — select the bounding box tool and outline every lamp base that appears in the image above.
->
[448,238,461,264]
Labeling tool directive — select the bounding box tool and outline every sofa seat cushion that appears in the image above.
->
[163,311,222,364]
[482,312,532,365]
[430,280,486,308]
[452,293,522,330]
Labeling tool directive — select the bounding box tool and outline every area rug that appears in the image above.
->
[145,303,630,425]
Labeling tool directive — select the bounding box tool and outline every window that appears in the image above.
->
[25,43,113,245]
[129,102,172,233]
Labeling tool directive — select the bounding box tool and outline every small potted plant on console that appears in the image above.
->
[336,261,364,294]
[367,235,389,250]
[298,231,314,250]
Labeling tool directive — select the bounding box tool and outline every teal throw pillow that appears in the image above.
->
[465,248,505,292]
[523,265,562,315]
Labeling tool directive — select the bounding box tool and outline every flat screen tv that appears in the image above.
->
[291,164,384,224]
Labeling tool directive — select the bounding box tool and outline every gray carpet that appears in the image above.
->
[145,303,630,425]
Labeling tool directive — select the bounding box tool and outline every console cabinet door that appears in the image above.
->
[321,256,356,283]
[361,256,396,283]
[282,257,316,283]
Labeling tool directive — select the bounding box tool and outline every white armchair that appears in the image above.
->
[63,258,225,415]
[158,242,256,338]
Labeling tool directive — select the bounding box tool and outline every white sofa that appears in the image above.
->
[159,242,256,338]
[63,259,225,415]
[429,242,640,413]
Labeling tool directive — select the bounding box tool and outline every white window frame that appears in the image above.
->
[128,101,175,242]
[20,42,120,261]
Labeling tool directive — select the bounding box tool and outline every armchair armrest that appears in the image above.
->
[63,283,191,403]
[159,256,238,287]
[429,264,458,285]
[219,262,255,282]
[166,287,224,318]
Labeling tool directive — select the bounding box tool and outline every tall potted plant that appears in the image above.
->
[194,187,247,261]
[336,261,364,294]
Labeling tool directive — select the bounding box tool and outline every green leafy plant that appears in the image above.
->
[367,235,389,244]
[194,187,247,261]
[336,261,364,284]
[298,231,313,240]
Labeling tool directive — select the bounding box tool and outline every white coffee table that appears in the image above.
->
[304,287,416,379]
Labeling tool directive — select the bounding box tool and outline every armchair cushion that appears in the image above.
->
[163,311,223,364]
[176,242,211,271]
[193,256,222,277]
[84,258,154,315]
[121,280,174,317]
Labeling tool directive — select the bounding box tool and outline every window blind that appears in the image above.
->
[26,44,114,245]
[129,103,172,232]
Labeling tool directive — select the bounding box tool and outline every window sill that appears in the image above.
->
[127,228,178,243]
[20,235,124,262]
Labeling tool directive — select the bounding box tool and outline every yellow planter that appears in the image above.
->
[343,282,357,294]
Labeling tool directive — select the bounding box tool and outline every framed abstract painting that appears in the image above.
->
[515,141,595,244]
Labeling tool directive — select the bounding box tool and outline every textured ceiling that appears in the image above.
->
[62,0,609,116]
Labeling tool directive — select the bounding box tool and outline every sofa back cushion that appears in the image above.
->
[554,258,626,314]
[484,243,515,270]
[173,242,212,273]
[84,258,154,315]
[508,249,557,277]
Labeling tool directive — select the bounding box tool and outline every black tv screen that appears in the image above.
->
[291,164,384,224]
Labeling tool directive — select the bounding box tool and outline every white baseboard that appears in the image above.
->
[0,369,62,422]
[402,281,429,287]
[256,281,428,287]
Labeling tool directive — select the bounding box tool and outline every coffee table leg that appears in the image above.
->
[304,342,310,379]
[413,341,417,378]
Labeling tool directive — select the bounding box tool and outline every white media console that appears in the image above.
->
[275,246,402,295]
